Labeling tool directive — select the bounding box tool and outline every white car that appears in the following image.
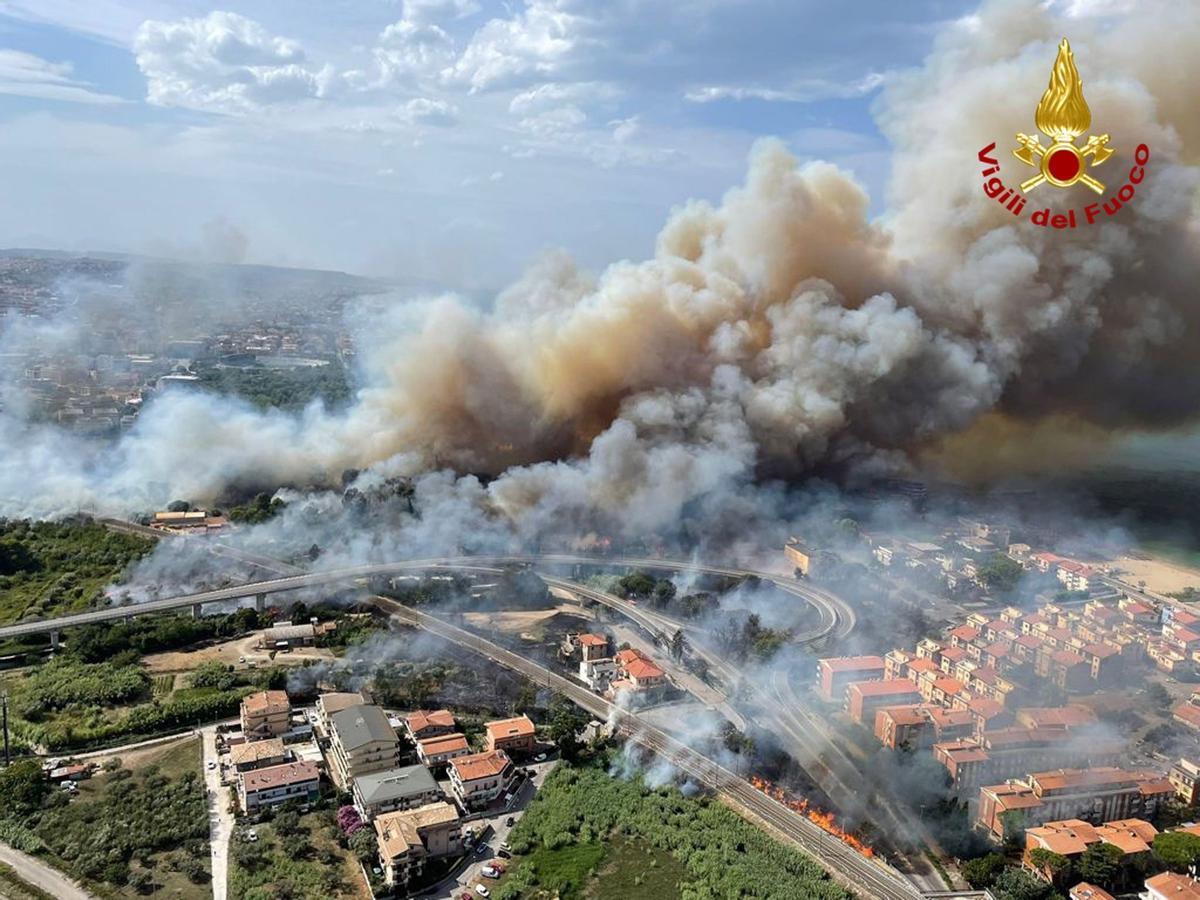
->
[207,760,217,770]
[474,886,490,898]
[246,830,258,843]
[535,753,547,762]
[480,866,499,879]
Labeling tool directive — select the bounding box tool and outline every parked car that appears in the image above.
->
[500,842,511,853]
[475,886,491,898]
[476,843,489,855]
[246,830,258,843]
[535,753,547,762]
[481,866,499,879]
[497,849,511,859]
[206,760,217,770]
[505,817,515,827]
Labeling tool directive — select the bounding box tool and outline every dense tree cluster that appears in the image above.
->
[12,656,149,718]
[496,763,851,899]
[197,362,350,413]
[67,607,267,661]
[0,519,153,626]
[226,492,287,525]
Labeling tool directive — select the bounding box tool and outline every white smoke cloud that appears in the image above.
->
[4,0,1200,541]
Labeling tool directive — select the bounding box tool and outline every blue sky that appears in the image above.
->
[0,0,981,287]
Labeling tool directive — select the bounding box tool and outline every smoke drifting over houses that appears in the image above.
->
[2,0,1199,542]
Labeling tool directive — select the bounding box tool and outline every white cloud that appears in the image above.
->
[403,0,481,26]
[133,11,332,113]
[370,18,456,85]
[684,72,888,105]
[0,49,127,105]
[446,0,582,91]
[508,81,618,115]
[400,96,458,125]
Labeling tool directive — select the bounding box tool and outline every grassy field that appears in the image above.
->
[492,761,850,900]
[228,808,369,900]
[0,519,153,627]
[22,737,211,900]
[588,839,687,899]
[0,863,57,900]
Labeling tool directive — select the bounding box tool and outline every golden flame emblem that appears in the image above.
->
[1013,39,1113,194]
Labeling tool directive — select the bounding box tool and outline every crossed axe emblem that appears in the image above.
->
[1012,132,1113,194]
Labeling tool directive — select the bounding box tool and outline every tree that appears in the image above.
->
[990,866,1053,900]
[670,629,686,661]
[1154,830,1200,871]
[961,852,1006,888]
[0,760,50,815]
[127,870,155,894]
[273,809,301,836]
[652,580,677,608]
[349,828,377,863]
[978,555,1025,593]
[1077,842,1123,887]
[545,696,589,761]
[1146,682,1172,709]
[1027,848,1072,886]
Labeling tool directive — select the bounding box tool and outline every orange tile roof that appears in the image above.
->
[242,690,289,714]
[418,733,469,755]
[1027,819,1100,855]
[849,678,918,697]
[625,658,666,680]
[1069,883,1115,900]
[615,648,648,666]
[878,705,927,726]
[1174,704,1200,729]
[1145,872,1200,900]
[407,709,456,732]
[1093,819,1157,853]
[819,655,885,671]
[950,625,980,641]
[577,633,608,647]
[485,715,536,740]
[451,749,511,782]
[241,760,318,793]
[1016,706,1096,729]
[940,646,967,660]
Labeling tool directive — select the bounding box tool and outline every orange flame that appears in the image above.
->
[1035,38,1091,142]
[750,776,876,858]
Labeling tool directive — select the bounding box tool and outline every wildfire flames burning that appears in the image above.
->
[750,776,875,858]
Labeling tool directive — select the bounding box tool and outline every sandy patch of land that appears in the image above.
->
[1106,554,1200,595]
[142,632,336,674]
[462,603,592,635]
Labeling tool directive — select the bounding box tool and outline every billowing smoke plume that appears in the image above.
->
[3,0,1200,536]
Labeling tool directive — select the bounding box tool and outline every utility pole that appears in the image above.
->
[2,691,9,767]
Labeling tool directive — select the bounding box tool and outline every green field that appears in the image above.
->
[0,519,154,627]
[0,737,211,900]
[228,808,368,900]
[493,761,850,900]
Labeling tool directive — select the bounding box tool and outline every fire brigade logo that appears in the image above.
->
[1012,38,1112,194]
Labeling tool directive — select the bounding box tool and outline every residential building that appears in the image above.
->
[238,761,320,813]
[404,710,457,743]
[576,633,610,661]
[484,715,537,755]
[935,725,1122,795]
[374,801,462,890]
[580,656,619,690]
[817,656,885,703]
[315,691,366,734]
[328,704,402,787]
[228,738,289,773]
[1024,818,1156,874]
[977,768,1175,840]
[1169,757,1200,805]
[416,733,470,768]
[1068,882,1114,900]
[875,705,931,750]
[260,622,316,649]
[845,679,921,725]
[353,765,442,820]
[1143,873,1200,900]
[240,690,291,741]
[448,750,515,811]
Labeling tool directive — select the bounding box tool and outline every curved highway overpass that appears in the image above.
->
[0,553,850,644]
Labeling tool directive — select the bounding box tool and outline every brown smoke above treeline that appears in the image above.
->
[3,0,1199,531]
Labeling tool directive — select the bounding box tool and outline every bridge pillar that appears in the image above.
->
[49,629,59,650]
[191,603,204,619]
[255,593,266,613]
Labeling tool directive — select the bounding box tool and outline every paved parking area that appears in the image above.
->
[419,757,558,899]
